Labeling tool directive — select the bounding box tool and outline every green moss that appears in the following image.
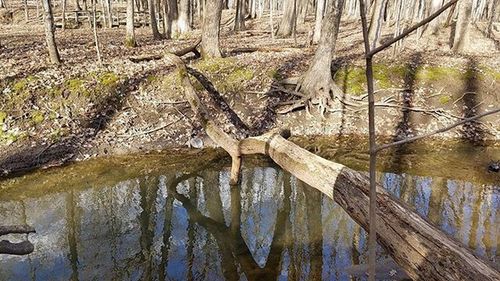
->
[65,78,86,95]
[31,111,45,124]
[0,111,6,124]
[416,66,460,82]
[226,68,254,86]
[439,95,451,104]
[98,72,119,88]
[196,57,237,73]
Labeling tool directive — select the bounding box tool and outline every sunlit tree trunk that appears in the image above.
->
[367,0,386,48]
[201,0,222,58]
[42,0,61,64]
[178,0,191,33]
[276,0,296,37]
[486,0,497,38]
[126,0,136,46]
[312,0,325,43]
[104,0,112,28]
[452,0,472,52]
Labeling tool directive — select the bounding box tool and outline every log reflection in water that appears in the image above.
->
[0,165,498,280]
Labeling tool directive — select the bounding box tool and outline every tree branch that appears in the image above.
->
[376,108,500,152]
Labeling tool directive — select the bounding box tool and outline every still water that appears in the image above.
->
[0,142,498,281]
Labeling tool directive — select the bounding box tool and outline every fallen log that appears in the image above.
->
[164,54,500,281]
[129,38,201,63]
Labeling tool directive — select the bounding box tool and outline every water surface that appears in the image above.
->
[0,141,498,281]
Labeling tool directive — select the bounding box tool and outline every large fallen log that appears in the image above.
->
[0,225,35,255]
[164,54,500,281]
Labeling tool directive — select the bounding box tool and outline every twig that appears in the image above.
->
[376,108,500,152]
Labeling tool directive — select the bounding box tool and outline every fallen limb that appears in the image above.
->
[129,38,201,63]
[166,53,500,281]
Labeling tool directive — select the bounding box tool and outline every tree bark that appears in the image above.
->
[91,0,102,63]
[276,0,297,37]
[452,0,472,52]
[165,0,178,38]
[367,0,386,48]
[312,0,325,43]
[234,0,246,31]
[201,0,223,58]
[148,0,162,38]
[177,0,191,33]
[24,0,29,21]
[41,0,61,64]
[126,0,136,46]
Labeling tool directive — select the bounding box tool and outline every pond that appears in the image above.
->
[0,138,498,281]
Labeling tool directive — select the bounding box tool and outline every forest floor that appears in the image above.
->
[0,9,499,177]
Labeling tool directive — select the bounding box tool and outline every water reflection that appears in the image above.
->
[0,165,498,280]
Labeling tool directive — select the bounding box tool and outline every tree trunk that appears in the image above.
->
[91,0,102,63]
[104,0,112,28]
[177,0,191,33]
[312,0,325,43]
[41,0,61,64]
[299,0,344,115]
[452,0,472,52]
[234,0,246,31]
[276,0,296,37]
[164,0,178,38]
[148,0,162,38]
[429,0,444,34]
[486,0,497,38]
[201,0,223,58]
[126,0,136,46]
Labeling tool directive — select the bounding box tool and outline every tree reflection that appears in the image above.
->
[0,164,497,280]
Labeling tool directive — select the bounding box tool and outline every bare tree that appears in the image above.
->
[234,0,246,31]
[358,1,464,280]
[276,0,297,37]
[41,0,61,64]
[24,0,29,21]
[178,0,191,33]
[149,0,162,38]
[126,0,136,46]
[295,0,345,115]
[201,0,223,58]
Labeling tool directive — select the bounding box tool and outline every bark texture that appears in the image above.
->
[177,0,191,33]
[41,0,61,64]
[234,0,246,31]
[276,0,296,37]
[148,0,162,39]
[201,0,223,58]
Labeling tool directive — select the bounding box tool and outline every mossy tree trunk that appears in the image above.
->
[201,0,223,58]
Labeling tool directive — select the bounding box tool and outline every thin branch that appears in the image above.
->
[368,0,458,57]
[376,108,500,152]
